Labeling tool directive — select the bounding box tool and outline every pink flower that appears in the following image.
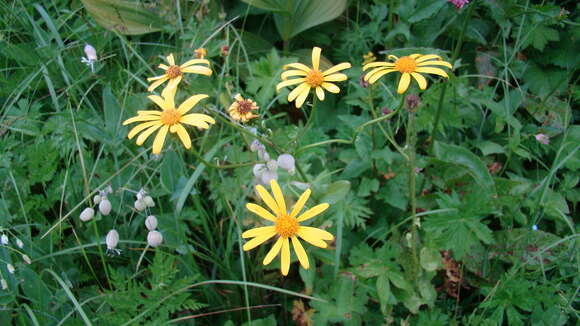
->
[535,133,550,145]
[448,0,470,9]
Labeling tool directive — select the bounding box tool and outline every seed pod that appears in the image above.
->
[15,238,23,249]
[6,264,15,274]
[134,199,146,211]
[143,196,155,208]
[99,198,112,216]
[147,231,163,247]
[0,234,8,245]
[93,194,102,205]
[22,254,31,265]
[277,154,295,172]
[80,207,95,222]
[106,230,119,250]
[266,160,278,171]
[145,215,158,231]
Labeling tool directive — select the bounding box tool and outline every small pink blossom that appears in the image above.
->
[535,133,550,145]
[448,0,470,9]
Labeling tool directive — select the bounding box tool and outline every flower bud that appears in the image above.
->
[145,215,158,231]
[106,230,119,250]
[405,94,421,112]
[93,194,102,205]
[143,196,155,208]
[147,231,163,247]
[250,140,264,152]
[1,279,7,290]
[253,164,266,177]
[535,133,550,145]
[80,207,95,222]
[258,150,270,162]
[99,198,112,216]
[261,170,278,185]
[22,254,31,265]
[15,238,23,249]
[266,159,278,171]
[359,74,369,88]
[277,154,295,172]
[0,234,7,245]
[134,199,146,211]
[6,264,15,274]
[84,44,97,61]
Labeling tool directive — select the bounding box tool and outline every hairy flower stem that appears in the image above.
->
[431,2,476,140]
[407,109,419,276]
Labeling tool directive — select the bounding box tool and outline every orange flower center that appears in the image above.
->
[166,65,182,79]
[160,109,181,125]
[275,214,299,238]
[395,56,417,73]
[237,100,254,115]
[305,69,324,87]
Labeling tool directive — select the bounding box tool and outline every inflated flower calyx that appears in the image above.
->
[93,194,102,205]
[1,279,6,290]
[147,231,163,247]
[145,215,158,231]
[106,230,119,250]
[80,207,95,222]
[22,254,31,264]
[99,198,112,216]
[258,150,270,162]
[6,264,15,274]
[15,238,23,249]
[0,234,7,245]
[266,160,278,171]
[277,154,295,171]
[250,139,264,153]
[260,170,278,185]
[253,164,266,177]
[134,199,146,211]
[143,196,155,208]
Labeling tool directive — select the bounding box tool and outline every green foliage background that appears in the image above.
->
[0,0,578,324]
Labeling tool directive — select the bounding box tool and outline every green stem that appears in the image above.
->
[189,146,258,169]
[293,97,318,144]
[92,219,112,289]
[407,109,419,277]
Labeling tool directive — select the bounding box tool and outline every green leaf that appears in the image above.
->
[433,141,494,190]
[274,0,347,40]
[474,140,505,156]
[103,85,120,136]
[376,274,391,313]
[81,0,166,35]
[408,1,446,23]
[520,24,559,51]
[240,0,286,12]
[320,180,350,204]
[420,247,441,272]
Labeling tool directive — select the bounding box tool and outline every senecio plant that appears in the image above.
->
[119,44,451,276]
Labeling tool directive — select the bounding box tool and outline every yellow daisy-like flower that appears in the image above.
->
[276,47,351,108]
[363,54,453,94]
[242,179,334,276]
[147,53,212,92]
[122,87,215,154]
[228,94,259,123]
[363,51,377,65]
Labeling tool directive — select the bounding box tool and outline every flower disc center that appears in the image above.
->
[275,215,299,238]
[160,109,181,125]
[395,56,417,73]
[305,70,324,87]
[166,65,182,79]
[237,100,254,114]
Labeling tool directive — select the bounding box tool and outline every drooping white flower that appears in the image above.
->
[253,164,266,177]
[106,230,119,250]
[93,194,102,205]
[134,199,146,211]
[145,215,158,231]
[99,198,112,216]
[1,234,8,245]
[80,207,95,222]
[81,44,98,72]
[250,140,264,152]
[22,254,31,265]
[277,154,295,172]
[147,231,163,247]
[143,196,155,208]
[260,170,278,185]
[266,159,278,171]
[15,238,23,249]
[6,264,15,274]
[258,150,270,162]
[0,279,7,290]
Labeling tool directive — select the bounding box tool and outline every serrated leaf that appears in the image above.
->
[320,180,350,204]
[521,24,559,51]
[434,141,494,190]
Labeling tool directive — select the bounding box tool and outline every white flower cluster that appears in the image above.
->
[134,189,155,212]
[0,232,32,290]
[80,186,114,222]
[145,215,163,247]
[250,140,295,185]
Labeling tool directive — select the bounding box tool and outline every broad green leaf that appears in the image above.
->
[320,180,350,204]
[376,274,391,313]
[408,1,446,23]
[474,140,505,156]
[274,0,347,40]
[81,0,166,35]
[241,0,286,12]
[420,247,441,272]
[433,141,494,190]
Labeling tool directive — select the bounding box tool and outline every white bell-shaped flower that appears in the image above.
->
[99,198,112,216]
[106,230,119,250]
[145,215,158,231]
[147,231,163,247]
[80,207,95,222]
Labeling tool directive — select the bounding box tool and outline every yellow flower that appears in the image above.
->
[363,51,377,65]
[147,53,212,92]
[276,47,351,108]
[228,94,259,122]
[194,48,207,59]
[242,179,334,276]
[122,87,215,154]
[363,54,453,94]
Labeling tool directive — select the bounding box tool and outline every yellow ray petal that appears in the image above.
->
[416,60,453,69]
[323,73,347,82]
[296,228,328,248]
[300,226,334,241]
[281,237,290,276]
[166,54,175,65]
[397,73,411,94]
[311,47,321,71]
[255,185,280,216]
[246,203,277,222]
[416,54,443,63]
[263,238,283,265]
[180,113,215,129]
[163,76,182,95]
[180,58,210,68]
[387,55,399,60]
[414,67,449,78]
[159,64,169,70]
[296,203,329,222]
[137,110,162,115]
[315,87,325,101]
[147,95,171,111]
[270,179,287,215]
[281,70,308,80]
[242,226,276,239]
[242,230,276,251]
[135,123,163,146]
[409,53,422,59]
[321,82,339,93]
[285,63,311,72]
[173,123,191,149]
[295,86,311,108]
[178,94,209,114]
[288,82,309,102]
[128,121,160,139]
[147,77,169,92]
[276,78,306,91]
[362,61,394,70]
[291,236,309,269]
[123,115,160,125]
[322,62,351,76]
[368,69,396,84]
[411,72,427,90]
[181,65,212,75]
[152,125,169,154]
[290,189,311,218]
[147,74,167,81]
